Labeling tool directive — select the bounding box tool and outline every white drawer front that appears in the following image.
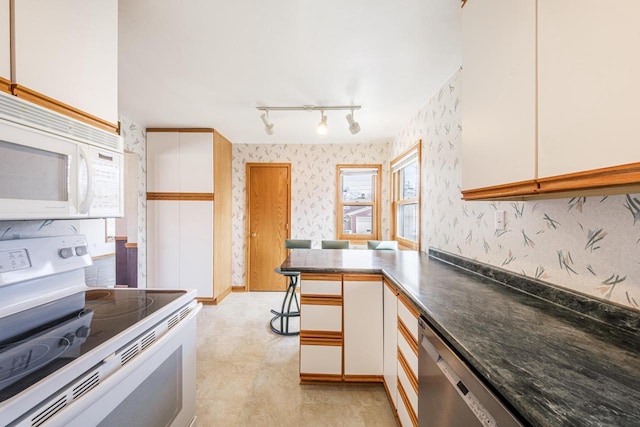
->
[301,304,342,332]
[397,390,416,427]
[398,360,418,416]
[398,333,418,376]
[301,279,342,295]
[300,345,342,375]
[398,299,419,341]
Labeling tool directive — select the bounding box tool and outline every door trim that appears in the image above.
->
[245,163,292,291]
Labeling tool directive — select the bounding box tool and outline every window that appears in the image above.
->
[391,143,421,250]
[336,165,381,242]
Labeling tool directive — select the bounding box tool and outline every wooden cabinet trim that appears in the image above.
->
[344,375,383,383]
[0,77,10,93]
[301,273,342,281]
[398,348,419,394]
[300,295,342,306]
[537,162,640,194]
[397,293,420,318]
[147,192,214,201]
[462,164,640,200]
[397,380,418,427]
[11,84,118,134]
[343,274,382,282]
[384,278,400,295]
[398,318,419,356]
[300,373,343,383]
[461,180,539,200]
[300,331,342,346]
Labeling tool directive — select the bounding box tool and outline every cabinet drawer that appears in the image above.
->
[398,332,418,376]
[398,357,418,413]
[397,380,418,427]
[300,304,342,332]
[300,279,342,296]
[300,345,342,376]
[398,295,419,342]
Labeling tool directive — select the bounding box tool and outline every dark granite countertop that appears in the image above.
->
[281,249,640,427]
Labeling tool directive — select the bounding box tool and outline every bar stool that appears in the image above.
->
[270,239,312,336]
[321,240,350,249]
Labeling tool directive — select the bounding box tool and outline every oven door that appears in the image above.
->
[18,303,202,427]
[0,120,82,220]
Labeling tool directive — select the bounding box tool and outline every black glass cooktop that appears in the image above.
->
[0,288,186,402]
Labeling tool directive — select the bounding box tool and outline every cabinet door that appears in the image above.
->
[383,281,398,408]
[343,276,383,377]
[147,200,180,289]
[146,132,180,193]
[179,201,213,298]
[0,0,9,90]
[13,0,118,125]
[538,0,640,178]
[461,0,537,190]
[179,132,213,193]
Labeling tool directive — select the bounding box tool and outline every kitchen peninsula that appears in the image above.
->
[281,249,640,427]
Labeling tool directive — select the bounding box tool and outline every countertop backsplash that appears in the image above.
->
[392,67,640,311]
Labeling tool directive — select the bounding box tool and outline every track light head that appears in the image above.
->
[316,112,328,135]
[346,112,361,135]
[260,112,274,135]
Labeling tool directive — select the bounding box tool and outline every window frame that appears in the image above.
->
[391,142,421,250]
[335,164,382,243]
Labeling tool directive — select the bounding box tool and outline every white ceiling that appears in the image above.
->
[118,0,461,144]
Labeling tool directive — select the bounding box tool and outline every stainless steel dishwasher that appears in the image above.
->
[418,317,523,427]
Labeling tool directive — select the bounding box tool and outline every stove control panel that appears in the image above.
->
[0,249,31,273]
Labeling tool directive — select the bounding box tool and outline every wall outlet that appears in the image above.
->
[494,210,505,230]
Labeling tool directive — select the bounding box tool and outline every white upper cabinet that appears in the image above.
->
[147,131,214,193]
[461,0,537,191]
[537,0,640,178]
[146,132,180,193]
[0,0,9,87]
[178,132,214,193]
[12,0,118,127]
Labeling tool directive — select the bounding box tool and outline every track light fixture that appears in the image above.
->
[260,111,274,135]
[345,110,361,135]
[316,111,328,135]
[256,105,361,135]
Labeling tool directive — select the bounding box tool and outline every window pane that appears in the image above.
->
[342,174,373,202]
[400,162,418,200]
[342,205,372,235]
[397,203,418,242]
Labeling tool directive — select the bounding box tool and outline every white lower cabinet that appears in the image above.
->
[147,200,214,298]
[383,280,399,407]
[300,345,342,376]
[343,275,383,378]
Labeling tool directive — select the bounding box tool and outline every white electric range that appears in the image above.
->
[0,235,201,427]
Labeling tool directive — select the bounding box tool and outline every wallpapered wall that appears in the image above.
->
[392,68,640,311]
[231,143,390,287]
[119,116,147,288]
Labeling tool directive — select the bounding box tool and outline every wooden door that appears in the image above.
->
[246,163,291,291]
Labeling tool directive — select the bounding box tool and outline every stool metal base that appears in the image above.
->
[270,271,300,336]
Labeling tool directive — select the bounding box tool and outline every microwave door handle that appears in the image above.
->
[78,147,94,214]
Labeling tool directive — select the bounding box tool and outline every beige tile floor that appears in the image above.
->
[196,291,397,426]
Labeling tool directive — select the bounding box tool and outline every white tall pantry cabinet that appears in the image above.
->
[146,129,232,304]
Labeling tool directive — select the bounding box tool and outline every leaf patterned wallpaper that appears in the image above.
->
[231,143,391,287]
[392,68,640,311]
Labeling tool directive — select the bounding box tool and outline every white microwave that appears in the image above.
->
[0,117,123,220]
